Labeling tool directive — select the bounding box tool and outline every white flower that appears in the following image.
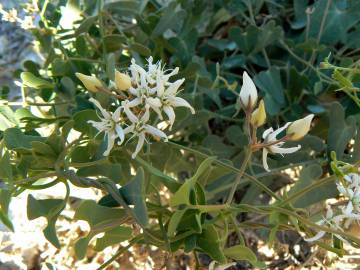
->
[87,98,125,156]
[261,123,301,171]
[287,114,314,141]
[122,101,168,158]
[160,79,195,130]
[336,171,360,226]
[239,71,257,110]
[208,261,236,270]
[127,57,195,130]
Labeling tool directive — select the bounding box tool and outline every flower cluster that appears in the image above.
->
[305,169,360,242]
[76,57,195,158]
[0,4,36,29]
[238,71,314,171]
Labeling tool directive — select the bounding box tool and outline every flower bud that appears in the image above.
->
[250,99,266,127]
[287,114,314,141]
[75,73,102,92]
[239,71,258,110]
[115,70,132,91]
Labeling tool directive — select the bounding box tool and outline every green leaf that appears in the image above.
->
[167,209,187,237]
[197,224,226,263]
[73,110,99,137]
[129,43,151,57]
[73,200,127,259]
[289,164,337,208]
[307,0,360,45]
[27,194,65,248]
[98,168,148,227]
[0,151,13,181]
[94,226,132,251]
[3,128,44,151]
[224,245,266,269]
[77,163,123,182]
[0,105,17,131]
[170,157,216,207]
[254,67,285,116]
[327,102,357,159]
[229,21,283,55]
[20,72,54,89]
[134,156,181,193]
[152,2,186,37]
[106,53,116,81]
[0,209,13,232]
[75,15,97,36]
[103,35,126,52]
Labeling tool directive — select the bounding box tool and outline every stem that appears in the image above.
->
[226,148,252,204]
[167,141,281,200]
[97,235,142,270]
[13,172,57,185]
[280,175,336,206]
[230,214,245,245]
[39,0,49,28]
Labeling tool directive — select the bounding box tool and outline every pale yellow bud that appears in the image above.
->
[75,73,102,92]
[115,70,132,91]
[250,100,266,127]
[287,114,314,141]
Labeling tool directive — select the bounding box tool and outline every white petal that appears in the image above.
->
[89,98,111,119]
[262,127,274,140]
[146,97,162,107]
[163,106,175,130]
[156,75,165,96]
[304,231,326,242]
[269,145,301,154]
[146,97,163,119]
[144,124,168,140]
[103,132,116,156]
[122,102,139,123]
[141,105,150,123]
[262,148,270,172]
[132,133,146,159]
[165,78,185,96]
[268,122,291,141]
[127,97,142,107]
[115,125,125,145]
[124,124,135,135]
[168,96,195,114]
[239,71,257,109]
[344,202,354,215]
[112,106,122,121]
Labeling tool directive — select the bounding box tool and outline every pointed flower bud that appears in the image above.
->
[287,114,314,141]
[115,70,132,91]
[75,73,102,92]
[251,99,266,127]
[239,71,258,110]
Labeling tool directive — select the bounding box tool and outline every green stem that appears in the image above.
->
[167,141,281,200]
[226,148,252,204]
[97,235,142,270]
[280,175,336,206]
[230,214,245,245]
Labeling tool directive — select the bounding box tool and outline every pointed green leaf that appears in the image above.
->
[21,72,54,89]
[224,245,266,269]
